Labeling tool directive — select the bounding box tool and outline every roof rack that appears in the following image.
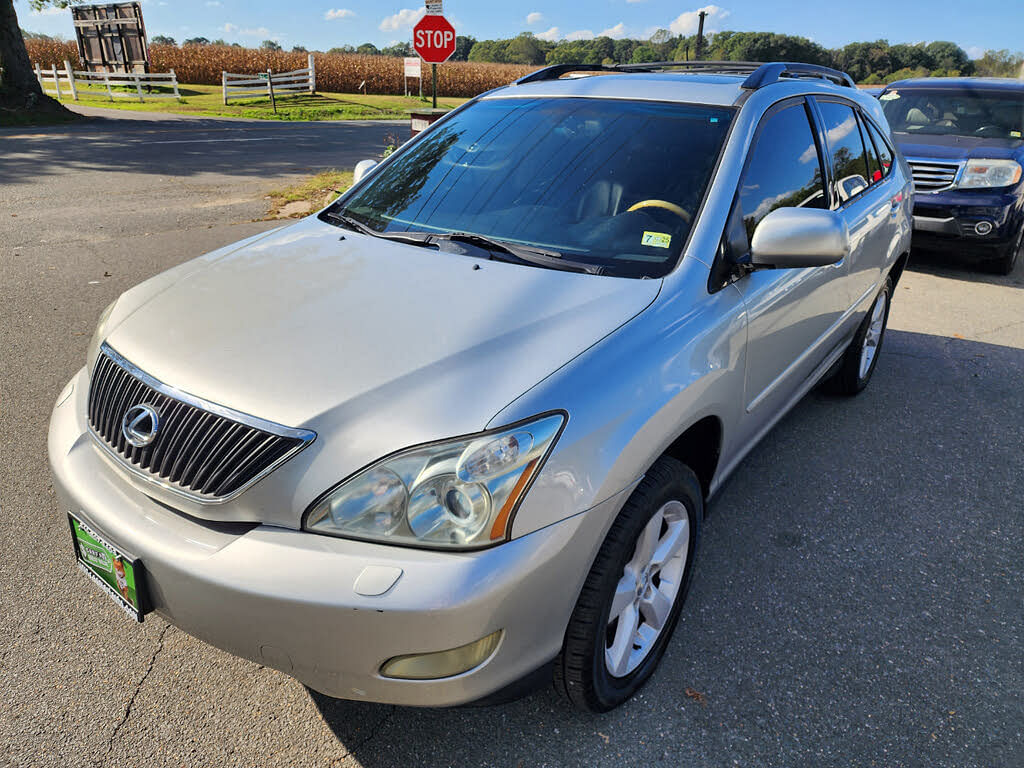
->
[514,60,855,89]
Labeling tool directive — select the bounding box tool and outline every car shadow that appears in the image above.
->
[908,246,1023,288]
[304,330,1024,768]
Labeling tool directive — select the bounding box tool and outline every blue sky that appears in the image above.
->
[18,1,1024,57]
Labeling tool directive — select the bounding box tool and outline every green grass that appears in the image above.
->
[61,83,466,121]
[265,169,354,218]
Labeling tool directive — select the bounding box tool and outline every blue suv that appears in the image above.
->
[879,78,1024,274]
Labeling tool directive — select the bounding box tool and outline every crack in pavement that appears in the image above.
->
[331,706,396,765]
[96,623,169,767]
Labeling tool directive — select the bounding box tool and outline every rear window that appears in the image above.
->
[865,120,894,178]
[333,97,735,278]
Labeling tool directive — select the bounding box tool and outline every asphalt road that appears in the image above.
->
[2,110,1022,768]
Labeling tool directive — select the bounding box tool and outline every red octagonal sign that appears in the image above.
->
[413,14,456,64]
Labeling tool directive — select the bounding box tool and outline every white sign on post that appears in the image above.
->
[404,57,422,78]
[425,1,443,15]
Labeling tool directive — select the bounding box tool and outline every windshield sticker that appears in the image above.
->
[1012,131,1022,138]
[642,231,672,249]
[879,91,899,101]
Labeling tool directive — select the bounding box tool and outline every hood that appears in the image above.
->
[893,132,1024,162]
[107,216,661,442]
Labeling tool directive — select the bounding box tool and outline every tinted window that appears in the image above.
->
[859,114,883,184]
[335,97,734,278]
[818,101,871,203]
[865,120,894,178]
[738,102,827,240]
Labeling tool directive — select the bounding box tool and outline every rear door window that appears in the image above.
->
[859,114,884,184]
[817,101,872,203]
[865,119,894,179]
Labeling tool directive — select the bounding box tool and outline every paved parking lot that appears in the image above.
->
[2,112,1022,768]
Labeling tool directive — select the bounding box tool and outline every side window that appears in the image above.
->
[859,114,883,184]
[738,101,827,241]
[865,120,894,179]
[817,101,871,203]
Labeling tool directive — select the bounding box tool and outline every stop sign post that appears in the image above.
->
[413,13,456,108]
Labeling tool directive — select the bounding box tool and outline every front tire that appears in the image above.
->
[554,456,702,712]
[826,276,892,396]
[993,225,1023,276]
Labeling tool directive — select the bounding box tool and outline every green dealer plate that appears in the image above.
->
[68,513,148,622]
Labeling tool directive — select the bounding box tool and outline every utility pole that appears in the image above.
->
[695,11,707,61]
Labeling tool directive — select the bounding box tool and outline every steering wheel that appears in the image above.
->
[626,199,692,224]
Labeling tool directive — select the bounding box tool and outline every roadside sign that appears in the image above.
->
[425,1,443,14]
[404,57,421,78]
[413,14,456,64]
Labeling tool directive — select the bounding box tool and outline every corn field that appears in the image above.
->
[24,40,537,97]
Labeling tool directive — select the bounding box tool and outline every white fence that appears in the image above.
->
[222,54,316,105]
[35,60,180,102]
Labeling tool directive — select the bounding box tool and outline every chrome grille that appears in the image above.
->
[88,344,314,503]
[907,159,961,193]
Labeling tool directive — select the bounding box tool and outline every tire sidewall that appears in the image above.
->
[588,470,702,708]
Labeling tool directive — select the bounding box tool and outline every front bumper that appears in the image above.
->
[911,187,1022,259]
[48,367,622,706]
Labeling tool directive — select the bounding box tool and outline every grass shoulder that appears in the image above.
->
[265,169,355,219]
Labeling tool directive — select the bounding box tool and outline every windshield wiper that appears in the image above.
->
[435,232,605,275]
[323,211,433,245]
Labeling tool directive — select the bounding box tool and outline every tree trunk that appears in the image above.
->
[0,0,68,114]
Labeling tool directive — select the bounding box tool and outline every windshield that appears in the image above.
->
[880,87,1024,140]
[329,97,734,278]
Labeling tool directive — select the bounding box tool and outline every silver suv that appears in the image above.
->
[49,61,912,713]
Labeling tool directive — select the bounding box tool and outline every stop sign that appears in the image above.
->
[413,14,456,64]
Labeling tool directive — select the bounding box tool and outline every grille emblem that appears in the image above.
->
[121,404,160,448]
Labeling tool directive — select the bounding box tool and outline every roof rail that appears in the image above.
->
[514,60,856,89]
[741,62,855,89]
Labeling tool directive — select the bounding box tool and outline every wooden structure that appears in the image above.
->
[72,2,150,73]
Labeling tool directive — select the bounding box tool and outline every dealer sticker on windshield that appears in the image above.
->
[641,231,672,249]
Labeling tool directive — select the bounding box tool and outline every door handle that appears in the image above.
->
[890,191,904,210]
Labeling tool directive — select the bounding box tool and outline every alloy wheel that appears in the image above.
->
[605,500,690,677]
[858,290,888,380]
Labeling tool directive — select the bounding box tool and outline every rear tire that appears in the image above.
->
[826,276,892,396]
[554,456,702,712]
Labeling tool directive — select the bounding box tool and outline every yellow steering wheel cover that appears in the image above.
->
[627,199,691,222]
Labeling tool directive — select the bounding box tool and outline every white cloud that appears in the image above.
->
[325,8,356,21]
[965,45,985,59]
[599,22,629,39]
[536,26,560,42]
[669,5,730,36]
[30,6,66,15]
[205,1,221,7]
[565,29,595,41]
[223,23,278,39]
[526,11,544,25]
[379,7,425,32]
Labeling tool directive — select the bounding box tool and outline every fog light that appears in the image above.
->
[974,220,994,236]
[380,631,502,680]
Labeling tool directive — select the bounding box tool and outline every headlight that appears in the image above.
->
[958,159,1022,189]
[87,300,117,370]
[304,412,565,549]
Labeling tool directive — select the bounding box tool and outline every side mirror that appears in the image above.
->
[353,159,378,185]
[750,208,849,268]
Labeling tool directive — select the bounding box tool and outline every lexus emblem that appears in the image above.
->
[121,404,160,448]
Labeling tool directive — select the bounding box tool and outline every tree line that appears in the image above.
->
[332,31,1021,84]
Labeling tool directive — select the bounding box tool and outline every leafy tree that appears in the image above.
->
[972,49,1024,77]
[291,45,307,53]
[151,35,176,46]
[260,40,282,51]
[468,39,508,63]
[453,35,476,61]
[328,45,355,55]
[380,42,411,57]
[211,38,227,46]
[631,45,660,64]
[356,42,379,56]
[183,36,210,46]
[925,41,971,73]
[506,32,545,65]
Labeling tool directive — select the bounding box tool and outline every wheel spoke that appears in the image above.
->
[608,572,637,623]
[605,603,639,677]
[639,586,673,631]
[632,509,663,567]
[650,518,689,569]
